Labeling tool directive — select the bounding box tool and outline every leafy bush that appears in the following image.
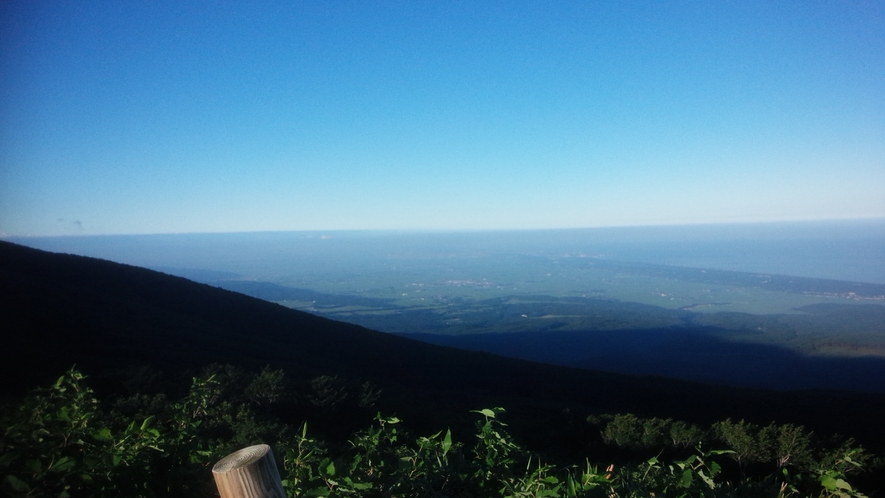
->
[1,368,876,497]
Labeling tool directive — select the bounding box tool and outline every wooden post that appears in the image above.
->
[212,444,286,498]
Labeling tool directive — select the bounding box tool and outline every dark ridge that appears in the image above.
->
[2,239,884,453]
[209,279,399,309]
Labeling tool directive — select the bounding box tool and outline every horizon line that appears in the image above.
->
[3,215,884,239]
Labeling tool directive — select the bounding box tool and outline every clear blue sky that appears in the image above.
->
[2,1,883,236]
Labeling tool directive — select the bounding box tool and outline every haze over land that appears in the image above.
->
[11,220,885,392]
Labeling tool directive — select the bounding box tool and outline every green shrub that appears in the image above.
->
[1,368,875,497]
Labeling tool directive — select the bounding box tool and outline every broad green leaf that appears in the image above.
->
[343,477,373,490]
[707,449,735,455]
[831,478,853,491]
[93,428,112,441]
[698,469,715,488]
[475,408,497,419]
[678,469,692,488]
[140,415,156,431]
[820,474,839,490]
[305,486,332,497]
[442,428,452,454]
[52,456,76,472]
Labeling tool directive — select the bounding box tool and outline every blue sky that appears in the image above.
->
[1,1,883,236]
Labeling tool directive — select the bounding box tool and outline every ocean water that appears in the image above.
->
[8,219,885,285]
[562,219,885,285]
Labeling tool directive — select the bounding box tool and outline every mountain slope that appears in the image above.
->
[2,240,884,452]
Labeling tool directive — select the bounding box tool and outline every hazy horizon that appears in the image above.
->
[4,215,884,238]
[9,218,885,285]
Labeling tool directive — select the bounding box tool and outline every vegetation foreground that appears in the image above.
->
[1,368,877,498]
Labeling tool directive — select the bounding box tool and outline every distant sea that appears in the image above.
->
[8,218,885,285]
[560,219,885,285]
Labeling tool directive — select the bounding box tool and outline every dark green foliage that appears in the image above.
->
[713,419,767,471]
[267,408,880,497]
[669,420,707,449]
[0,368,172,497]
[600,414,672,451]
[0,368,283,497]
[2,369,878,497]
[761,423,814,469]
[303,375,349,408]
[587,413,879,497]
[245,365,289,406]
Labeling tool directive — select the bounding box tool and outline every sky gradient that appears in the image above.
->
[2,1,884,236]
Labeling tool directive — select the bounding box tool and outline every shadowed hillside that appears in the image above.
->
[400,326,885,393]
[2,240,884,455]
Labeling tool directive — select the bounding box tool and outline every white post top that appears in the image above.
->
[212,444,272,474]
